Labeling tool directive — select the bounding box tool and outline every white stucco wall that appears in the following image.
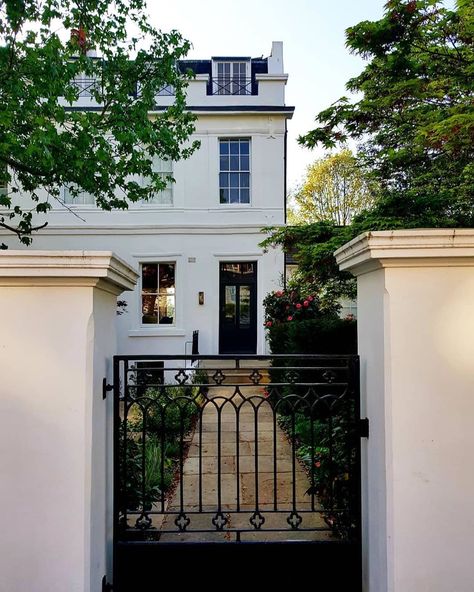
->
[335,229,474,592]
[0,45,290,356]
[0,252,137,592]
[0,111,289,355]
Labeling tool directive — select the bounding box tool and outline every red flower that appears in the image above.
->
[308,296,314,302]
[296,303,302,310]
[275,290,283,297]
[287,315,293,321]
[265,321,273,327]
[314,461,321,468]
[303,300,309,307]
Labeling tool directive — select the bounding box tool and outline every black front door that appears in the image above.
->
[219,261,257,354]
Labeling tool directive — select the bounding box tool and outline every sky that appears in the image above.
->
[147,0,386,191]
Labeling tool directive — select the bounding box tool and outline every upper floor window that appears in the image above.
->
[0,164,7,196]
[141,262,176,325]
[63,185,95,205]
[213,61,250,95]
[142,157,173,205]
[219,138,250,204]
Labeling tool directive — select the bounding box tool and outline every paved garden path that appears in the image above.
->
[160,382,331,542]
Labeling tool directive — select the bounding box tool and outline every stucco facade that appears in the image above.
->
[2,42,292,355]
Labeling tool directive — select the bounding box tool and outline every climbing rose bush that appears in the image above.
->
[263,288,324,326]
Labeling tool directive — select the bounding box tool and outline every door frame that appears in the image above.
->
[218,260,257,354]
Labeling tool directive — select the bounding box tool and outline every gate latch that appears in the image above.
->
[102,378,113,400]
[359,418,369,438]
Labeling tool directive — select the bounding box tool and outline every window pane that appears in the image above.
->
[230,156,239,170]
[220,156,229,171]
[229,141,240,155]
[229,189,239,203]
[142,264,158,290]
[224,286,236,322]
[220,142,229,155]
[219,172,229,188]
[159,263,175,291]
[158,294,175,324]
[240,155,249,171]
[229,173,239,187]
[240,173,250,188]
[221,263,255,275]
[240,189,250,203]
[240,141,249,155]
[142,294,158,324]
[220,188,229,203]
[239,285,251,326]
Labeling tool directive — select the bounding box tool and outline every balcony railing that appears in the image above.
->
[70,78,175,99]
[71,77,101,98]
[210,77,253,96]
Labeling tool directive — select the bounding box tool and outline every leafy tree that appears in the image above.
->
[0,0,199,247]
[288,150,376,225]
[263,0,474,298]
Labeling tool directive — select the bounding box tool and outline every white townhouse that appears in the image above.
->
[2,42,293,356]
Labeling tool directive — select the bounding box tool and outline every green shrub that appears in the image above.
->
[268,317,357,355]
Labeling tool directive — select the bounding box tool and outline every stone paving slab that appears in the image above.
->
[159,384,332,543]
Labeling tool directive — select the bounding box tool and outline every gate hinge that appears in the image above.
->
[102,575,113,591]
[359,418,369,438]
[102,378,113,400]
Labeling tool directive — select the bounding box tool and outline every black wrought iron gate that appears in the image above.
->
[113,354,362,590]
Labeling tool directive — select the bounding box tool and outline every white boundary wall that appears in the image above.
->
[0,251,138,592]
[335,230,474,592]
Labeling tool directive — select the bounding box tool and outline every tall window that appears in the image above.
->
[0,164,7,196]
[141,263,176,325]
[219,138,250,204]
[215,62,249,95]
[63,185,95,205]
[142,157,173,205]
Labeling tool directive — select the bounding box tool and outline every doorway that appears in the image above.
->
[219,261,257,354]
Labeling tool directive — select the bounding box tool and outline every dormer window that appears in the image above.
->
[212,60,251,95]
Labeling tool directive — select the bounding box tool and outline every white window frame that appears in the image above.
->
[62,184,96,206]
[218,137,251,205]
[140,156,174,206]
[140,261,177,327]
[212,60,250,95]
[0,164,7,196]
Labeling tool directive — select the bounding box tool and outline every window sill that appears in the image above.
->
[128,328,186,337]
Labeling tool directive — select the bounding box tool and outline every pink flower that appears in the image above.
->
[287,315,293,321]
[314,461,321,468]
[296,303,302,310]
[265,321,273,327]
[286,305,290,310]
[275,290,283,297]
[303,300,309,307]
[308,296,314,302]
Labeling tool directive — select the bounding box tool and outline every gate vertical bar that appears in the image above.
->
[112,356,120,589]
[350,355,362,588]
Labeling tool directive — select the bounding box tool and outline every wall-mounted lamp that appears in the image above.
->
[198,291,204,305]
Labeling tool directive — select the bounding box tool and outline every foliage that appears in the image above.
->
[288,150,376,226]
[279,408,358,538]
[262,0,474,299]
[266,317,357,355]
[0,0,199,247]
[263,286,340,328]
[301,0,474,226]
